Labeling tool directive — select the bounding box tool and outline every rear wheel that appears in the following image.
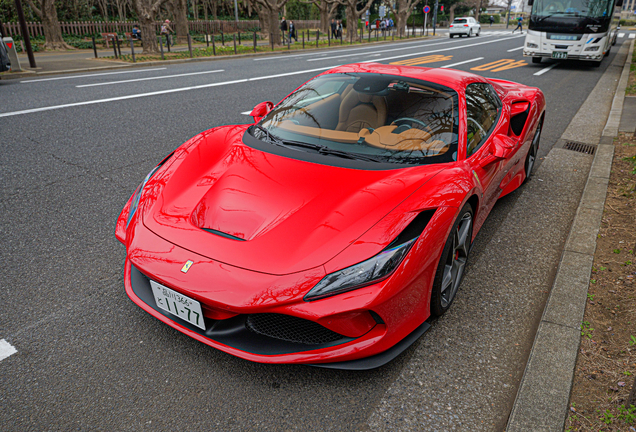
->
[430,204,473,317]
[450,34,454,38]
[524,119,542,182]
[532,57,542,64]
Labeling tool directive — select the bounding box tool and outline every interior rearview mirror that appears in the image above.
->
[250,101,274,123]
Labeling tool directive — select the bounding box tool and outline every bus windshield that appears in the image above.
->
[531,0,613,18]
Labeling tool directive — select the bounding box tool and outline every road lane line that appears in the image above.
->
[618,33,625,38]
[361,34,525,63]
[507,46,524,52]
[20,68,167,83]
[254,38,443,61]
[533,62,559,76]
[0,339,17,362]
[0,66,336,118]
[440,57,484,68]
[630,33,636,39]
[307,36,497,62]
[76,69,225,88]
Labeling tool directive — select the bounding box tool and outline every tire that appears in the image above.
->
[524,118,541,182]
[450,34,454,38]
[468,29,472,37]
[430,203,474,317]
[476,29,480,36]
[612,36,616,46]
[532,57,542,64]
[605,45,611,57]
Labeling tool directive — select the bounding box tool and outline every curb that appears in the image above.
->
[0,35,435,80]
[507,39,635,431]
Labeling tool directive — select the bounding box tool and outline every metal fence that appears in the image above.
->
[1,20,321,39]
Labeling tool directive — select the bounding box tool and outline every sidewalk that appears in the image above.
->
[507,38,635,431]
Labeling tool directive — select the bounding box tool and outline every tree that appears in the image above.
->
[171,0,188,43]
[253,0,290,45]
[300,0,338,33]
[130,0,170,54]
[24,0,73,50]
[388,0,417,38]
[340,0,373,43]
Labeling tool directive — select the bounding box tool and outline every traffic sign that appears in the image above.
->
[423,5,431,13]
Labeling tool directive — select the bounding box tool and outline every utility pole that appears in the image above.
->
[506,0,514,28]
[234,0,239,23]
[14,0,36,68]
[433,0,439,36]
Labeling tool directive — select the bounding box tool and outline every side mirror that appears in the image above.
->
[492,134,516,158]
[250,101,274,123]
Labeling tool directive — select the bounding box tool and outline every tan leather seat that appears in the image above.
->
[336,91,387,132]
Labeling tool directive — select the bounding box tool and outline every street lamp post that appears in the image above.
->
[433,0,439,36]
[14,0,36,68]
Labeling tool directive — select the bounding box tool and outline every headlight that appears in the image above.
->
[526,42,538,48]
[126,165,162,227]
[304,238,417,301]
[584,46,600,52]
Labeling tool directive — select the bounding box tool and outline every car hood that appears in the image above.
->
[143,125,445,275]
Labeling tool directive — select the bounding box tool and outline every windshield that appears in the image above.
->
[531,0,613,18]
[252,73,459,166]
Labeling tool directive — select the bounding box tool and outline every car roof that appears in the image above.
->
[321,63,493,94]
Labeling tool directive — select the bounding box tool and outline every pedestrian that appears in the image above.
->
[336,20,343,39]
[489,15,494,26]
[512,15,523,33]
[280,16,288,37]
[160,19,173,46]
[330,19,337,39]
[132,24,142,40]
[288,20,297,43]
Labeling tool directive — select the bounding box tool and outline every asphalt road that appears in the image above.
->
[0,31,633,431]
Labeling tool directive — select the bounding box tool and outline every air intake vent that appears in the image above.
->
[246,314,346,345]
[563,141,596,155]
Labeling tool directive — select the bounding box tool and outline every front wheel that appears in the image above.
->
[430,204,474,317]
[468,29,472,37]
[450,34,454,38]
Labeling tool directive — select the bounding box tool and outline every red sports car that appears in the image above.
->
[115,63,545,369]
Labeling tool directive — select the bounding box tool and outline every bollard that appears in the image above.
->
[316,30,319,45]
[112,36,118,58]
[1,37,22,71]
[233,33,237,54]
[166,34,171,52]
[187,33,193,57]
[302,31,304,49]
[221,31,224,46]
[238,32,241,45]
[212,34,216,55]
[117,36,122,57]
[328,30,330,46]
[253,31,257,52]
[91,35,98,58]
[206,33,209,48]
[130,39,136,62]
[368,26,371,42]
[270,33,274,50]
[159,36,165,60]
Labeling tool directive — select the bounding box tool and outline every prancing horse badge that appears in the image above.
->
[181,260,193,273]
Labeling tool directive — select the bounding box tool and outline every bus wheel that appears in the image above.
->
[532,57,542,64]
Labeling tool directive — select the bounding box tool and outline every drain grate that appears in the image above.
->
[563,141,596,155]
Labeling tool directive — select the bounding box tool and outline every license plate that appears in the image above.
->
[150,280,206,330]
[552,51,568,59]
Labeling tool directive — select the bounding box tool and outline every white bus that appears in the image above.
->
[523,0,622,66]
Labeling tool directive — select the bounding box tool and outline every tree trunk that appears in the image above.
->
[345,3,356,42]
[96,0,109,22]
[266,7,281,45]
[317,1,329,33]
[395,9,409,37]
[172,0,188,43]
[131,0,170,54]
[449,4,457,23]
[25,0,74,50]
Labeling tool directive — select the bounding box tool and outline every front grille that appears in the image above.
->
[246,314,345,345]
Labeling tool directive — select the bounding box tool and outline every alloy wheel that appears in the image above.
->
[440,212,472,308]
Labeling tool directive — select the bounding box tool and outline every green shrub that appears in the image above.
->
[480,15,501,24]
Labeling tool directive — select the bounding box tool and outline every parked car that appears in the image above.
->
[0,34,11,73]
[450,17,481,38]
[116,63,545,370]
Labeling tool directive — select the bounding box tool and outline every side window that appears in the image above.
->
[465,83,500,156]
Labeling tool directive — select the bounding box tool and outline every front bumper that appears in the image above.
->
[523,51,603,61]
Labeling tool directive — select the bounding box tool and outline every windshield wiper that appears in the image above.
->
[274,138,382,163]
[253,124,283,145]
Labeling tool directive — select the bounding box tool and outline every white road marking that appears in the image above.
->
[241,111,252,115]
[20,68,167,83]
[618,33,625,38]
[1,36,529,118]
[534,62,559,76]
[441,57,484,68]
[0,66,336,118]
[0,339,17,362]
[630,33,636,39]
[253,38,440,61]
[76,69,225,88]
[361,34,525,63]
[307,36,498,62]
[507,46,524,52]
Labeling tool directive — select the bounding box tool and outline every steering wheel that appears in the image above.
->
[391,118,428,130]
